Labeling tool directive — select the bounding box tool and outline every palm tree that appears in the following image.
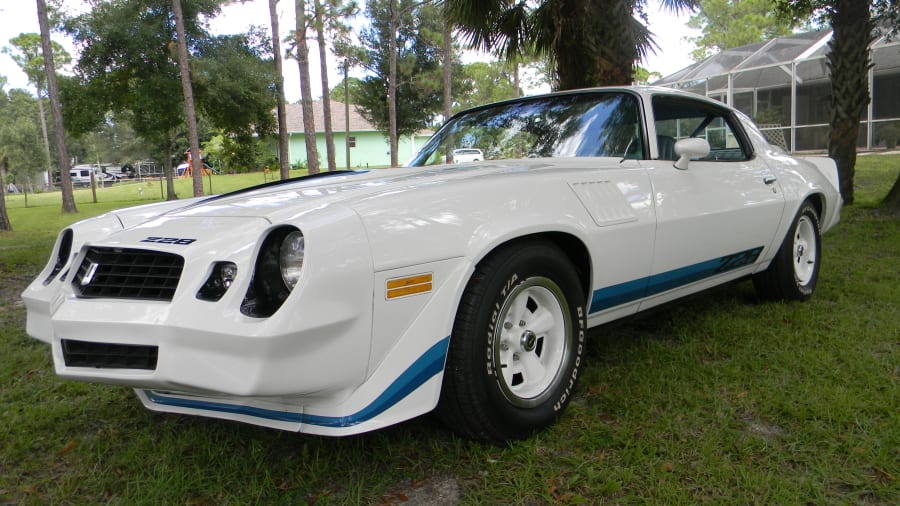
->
[776,0,899,206]
[823,0,874,206]
[442,0,697,89]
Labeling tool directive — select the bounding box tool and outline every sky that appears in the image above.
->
[0,0,699,102]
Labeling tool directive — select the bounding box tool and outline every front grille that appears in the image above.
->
[62,339,158,370]
[72,247,183,301]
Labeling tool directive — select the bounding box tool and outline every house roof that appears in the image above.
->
[285,100,377,134]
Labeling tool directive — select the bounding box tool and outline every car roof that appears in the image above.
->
[445,85,733,124]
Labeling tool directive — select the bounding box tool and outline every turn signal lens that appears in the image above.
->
[197,262,238,302]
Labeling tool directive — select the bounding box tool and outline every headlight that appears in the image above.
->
[279,231,305,290]
[241,226,304,318]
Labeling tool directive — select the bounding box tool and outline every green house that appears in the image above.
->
[284,100,433,168]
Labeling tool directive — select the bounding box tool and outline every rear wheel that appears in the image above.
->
[753,202,821,301]
[438,241,586,443]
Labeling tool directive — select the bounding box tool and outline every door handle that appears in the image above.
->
[764,176,777,185]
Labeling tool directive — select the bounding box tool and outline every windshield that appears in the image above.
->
[408,92,643,166]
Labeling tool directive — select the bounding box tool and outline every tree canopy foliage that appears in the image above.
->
[774,0,899,205]
[355,0,469,137]
[443,0,698,90]
[0,89,44,191]
[61,0,275,179]
[687,0,797,61]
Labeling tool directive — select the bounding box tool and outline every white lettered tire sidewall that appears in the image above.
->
[440,241,586,442]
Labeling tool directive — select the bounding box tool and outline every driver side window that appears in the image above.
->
[652,96,750,162]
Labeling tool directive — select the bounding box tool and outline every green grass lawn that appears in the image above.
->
[1,160,898,504]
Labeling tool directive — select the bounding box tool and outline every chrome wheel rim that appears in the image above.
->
[793,215,817,285]
[493,277,572,408]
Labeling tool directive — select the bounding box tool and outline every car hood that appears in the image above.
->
[155,159,622,223]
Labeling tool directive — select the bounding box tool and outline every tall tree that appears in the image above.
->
[356,0,465,154]
[312,0,358,171]
[294,0,320,174]
[442,21,452,128]
[64,0,222,200]
[172,0,204,197]
[63,1,273,195]
[687,0,797,61]
[3,34,71,190]
[443,0,698,90]
[387,0,400,167]
[776,0,899,205]
[269,0,291,178]
[0,89,44,207]
[314,0,335,170]
[457,61,519,110]
[333,32,365,168]
[37,0,76,213]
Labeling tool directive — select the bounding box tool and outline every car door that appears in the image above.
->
[642,95,786,308]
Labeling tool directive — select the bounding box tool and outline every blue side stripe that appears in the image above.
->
[146,336,450,428]
[590,246,763,313]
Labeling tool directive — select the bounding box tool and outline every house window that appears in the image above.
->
[348,136,356,148]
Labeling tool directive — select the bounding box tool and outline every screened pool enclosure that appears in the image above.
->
[655,29,900,152]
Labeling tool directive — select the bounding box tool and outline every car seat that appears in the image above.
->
[657,135,677,161]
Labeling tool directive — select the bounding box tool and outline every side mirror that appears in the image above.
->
[673,138,710,170]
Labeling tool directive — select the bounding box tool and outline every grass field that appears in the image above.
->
[1,158,898,504]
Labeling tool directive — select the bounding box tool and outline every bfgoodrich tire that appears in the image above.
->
[753,201,821,301]
[438,240,586,443]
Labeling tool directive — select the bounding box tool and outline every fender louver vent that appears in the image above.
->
[62,339,158,370]
[72,247,184,301]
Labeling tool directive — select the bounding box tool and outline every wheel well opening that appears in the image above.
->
[807,193,825,220]
[476,233,592,302]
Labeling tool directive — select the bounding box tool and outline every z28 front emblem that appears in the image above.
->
[140,236,197,245]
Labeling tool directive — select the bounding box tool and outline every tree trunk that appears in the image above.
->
[36,82,53,190]
[269,0,292,179]
[553,0,637,89]
[0,179,10,232]
[885,172,900,211]
[344,61,351,169]
[295,0,320,174]
[443,22,453,164]
[388,0,399,168]
[164,131,177,200]
[172,0,203,197]
[37,0,77,213]
[826,0,874,206]
[513,59,520,99]
[315,0,336,171]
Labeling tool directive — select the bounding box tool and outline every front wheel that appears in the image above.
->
[753,202,822,301]
[438,241,586,443]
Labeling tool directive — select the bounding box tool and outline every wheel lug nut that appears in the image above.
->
[500,343,508,351]
[513,353,519,361]
[519,320,526,327]
[503,322,513,330]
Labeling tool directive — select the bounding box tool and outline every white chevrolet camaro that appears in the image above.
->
[23,87,841,443]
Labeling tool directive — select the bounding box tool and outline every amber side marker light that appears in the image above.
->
[386,273,433,299]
